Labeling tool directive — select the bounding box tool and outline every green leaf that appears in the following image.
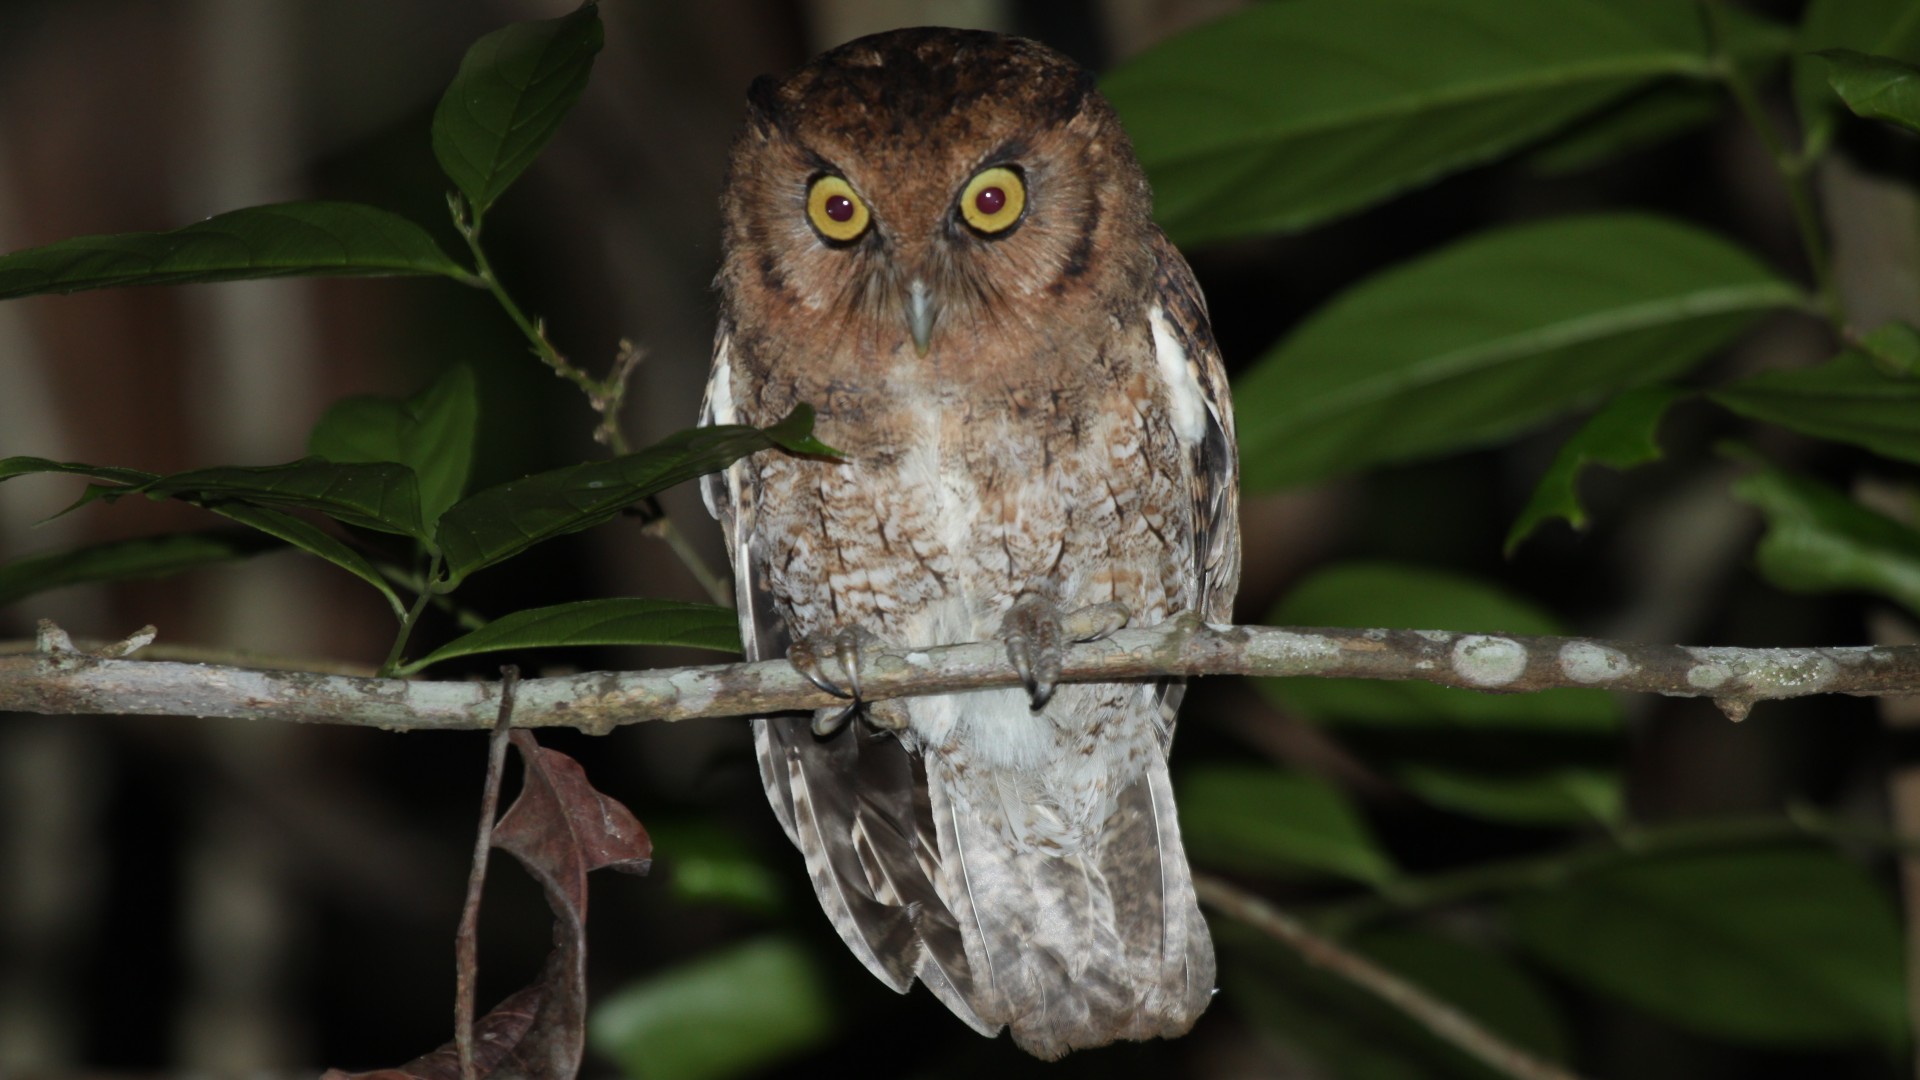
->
[0,203,466,301]
[1235,215,1802,492]
[0,456,411,617]
[435,406,833,588]
[1816,49,1920,134]
[402,598,741,673]
[0,456,157,488]
[1178,765,1396,884]
[1393,764,1620,827]
[1713,351,1920,467]
[309,366,478,529]
[1222,924,1570,1080]
[1526,83,1725,175]
[645,819,784,915]
[1506,386,1684,554]
[133,460,427,541]
[1795,0,1920,157]
[1730,462,1920,619]
[1862,321,1920,374]
[589,937,834,1080]
[1266,562,1621,825]
[1512,847,1907,1047]
[433,5,605,217]
[0,530,279,609]
[1100,0,1724,245]
[204,503,409,620]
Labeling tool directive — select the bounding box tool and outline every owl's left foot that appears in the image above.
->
[1000,598,1131,710]
[789,627,882,736]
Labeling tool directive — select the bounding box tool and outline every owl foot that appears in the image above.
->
[809,702,860,737]
[789,627,881,736]
[1002,596,1066,710]
[1002,599,1132,711]
[1063,601,1131,644]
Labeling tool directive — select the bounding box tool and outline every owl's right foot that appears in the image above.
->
[1001,598,1131,710]
[788,627,881,736]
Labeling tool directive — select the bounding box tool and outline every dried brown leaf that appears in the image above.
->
[325,730,650,1080]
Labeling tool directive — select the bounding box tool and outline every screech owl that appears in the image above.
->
[700,27,1239,1059]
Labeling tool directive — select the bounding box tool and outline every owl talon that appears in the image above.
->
[836,632,867,701]
[1002,595,1066,711]
[790,627,884,730]
[788,636,852,699]
[811,701,861,736]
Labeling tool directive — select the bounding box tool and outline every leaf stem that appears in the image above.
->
[452,199,601,406]
[380,556,441,676]
[447,193,734,610]
[1703,2,1841,327]
[376,560,489,631]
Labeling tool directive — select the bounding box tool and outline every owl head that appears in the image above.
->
[718,28,1156,365]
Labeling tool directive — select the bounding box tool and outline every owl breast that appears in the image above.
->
[733,313,1197,850]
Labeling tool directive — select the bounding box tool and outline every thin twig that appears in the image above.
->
[592,339,647,453]
[643,514,734,607]
[3,619,1918,732]
[456,667,520,1080]
[1195,874,1590,1080]
[449,197,733,607]
[1702,1,1841,326]
[380,579,438,678]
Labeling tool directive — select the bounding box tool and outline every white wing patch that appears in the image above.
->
[1148,304,1206,445]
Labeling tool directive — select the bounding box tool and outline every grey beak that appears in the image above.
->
[907,279,936,356]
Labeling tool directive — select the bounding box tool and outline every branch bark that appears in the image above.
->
[3,616,1918,730]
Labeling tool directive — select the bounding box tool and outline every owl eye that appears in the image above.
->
[959,166,1026,235]
[806,175,870,243]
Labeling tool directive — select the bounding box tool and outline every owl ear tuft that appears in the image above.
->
[1046,67,1099,129]
[745,76,783,133]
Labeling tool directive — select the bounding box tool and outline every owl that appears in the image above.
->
[700,27,1239,1059]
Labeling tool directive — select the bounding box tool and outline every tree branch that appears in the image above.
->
[3,616,1918,731]
[1195,874,1589,1080]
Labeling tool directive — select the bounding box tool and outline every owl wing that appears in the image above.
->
[1147,229,1241,749]
[699,332,995,1035]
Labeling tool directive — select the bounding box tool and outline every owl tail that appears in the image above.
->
[926,753,1216,1059]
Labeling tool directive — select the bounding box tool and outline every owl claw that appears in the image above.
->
[835,632,868,701]
[810,701,861,736]
[788,636,853,699]
[1001,596,1066,711]
[1001,601,1132,710]
[790,627,883,732]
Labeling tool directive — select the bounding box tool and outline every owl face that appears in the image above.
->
[720,29,1156,364]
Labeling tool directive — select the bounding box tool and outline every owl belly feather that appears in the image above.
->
[757,362,1195,855]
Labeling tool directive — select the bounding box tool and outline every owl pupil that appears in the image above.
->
[824,194,855,222]
[975,187,1006,215]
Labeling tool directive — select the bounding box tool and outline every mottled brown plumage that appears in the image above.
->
[700,27,1238,1058]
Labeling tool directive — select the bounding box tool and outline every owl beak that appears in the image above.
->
[907,279,937,356]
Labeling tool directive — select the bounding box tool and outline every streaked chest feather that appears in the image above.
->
[726,305,1204,844]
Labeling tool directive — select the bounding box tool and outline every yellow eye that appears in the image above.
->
[806,175,870,243]
[959,166,1026,234]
